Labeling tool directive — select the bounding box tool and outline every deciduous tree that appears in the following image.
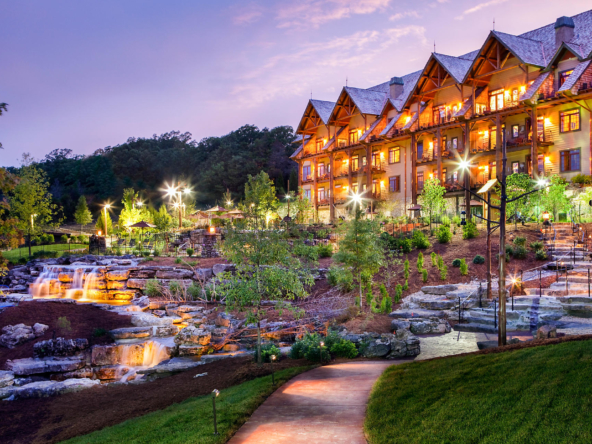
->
[418,177,446,229]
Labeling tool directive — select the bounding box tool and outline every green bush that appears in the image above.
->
[115,248,123,256]
[535,249,548,260]
[290,332,342,362]
[92,328,107,337]
[452,258,461,267]
[421,269,428,283]
[318,243,333,258]
[530,241,544,251]
[441,216,451,226]
[513,245,528,259]
[144,279,162,297]
[513,236,526,246]
[452,215,461,226]
[473,255,485,264]
[440,265,448,280]
[436,225,452,243]
[56,316,71,333]
[404,260,410,280]
[411,230,431,249]
[40,233,50,244]
[174,257,182,264]
[462,222,478,239]
[459,259,468,276]
[153,249,161,257]
[186,248,194,257]
[258,343,281,363]
[403,279,408,291]
[60,234,69,243]
[168,280,182,296]
[187,283,202,300]
[18,257,28,265]
[394,284,403,304]
[505,244,514,257]
[380,232,413,254]
[327,266,354,292]
[417,252,424,272]
[571,173,592,185]
[430,252,437,268]
[330,339,358,359]
[293,242,319,262]
[142,251,151,257]
[32,236,41,245]
[437,254,444,271]
[380,295,393,313]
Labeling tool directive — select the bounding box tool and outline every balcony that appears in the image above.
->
[372,192,385,201]
[371,161,387,174]
[417,153,434,164]
[317,173,330,183]
[470,140,496,154]
[506,134,553,148]
[334,167,349,179]
[318,198,330,207]
[302,175,313,184]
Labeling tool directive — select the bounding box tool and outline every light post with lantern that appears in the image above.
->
[103,203,111,237]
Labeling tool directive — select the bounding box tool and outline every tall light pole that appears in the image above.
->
[103,204,110,237]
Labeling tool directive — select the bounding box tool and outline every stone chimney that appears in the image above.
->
[389,77,404,99]
[555,16,575,48]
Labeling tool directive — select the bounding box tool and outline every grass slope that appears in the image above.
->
[366,340,592,444]
[62,366,312,444]
[3,244,87,261]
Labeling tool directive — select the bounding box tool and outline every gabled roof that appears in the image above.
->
[380,113,403,137]
[491,31,547,67]
[558,60,592,94]
[521,72,552,104]
[296,99,335,134]
[360,117,384,142]
[310,100,334,124]
[432,53,474,83]
[390,70,422,112]
[343,86,387,115]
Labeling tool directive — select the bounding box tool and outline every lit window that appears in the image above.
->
[417,141,424,159]
[560,109,580,132]
[372,153,380,168]
[316,139,324,152]
[352,156,359,171]
[490,161,496,179]
[441,167,447,183]
[362,156,367,166]
[560,149,580,172]
[417,171,424,191]
[489,89,504,111]
[389,176,400,192]
[512,124,519,138]
[349,130,359,145]
[318,188,325,200]
[452,137,458,150]
[560,69,574,87]
[352,183,358,194]
[302,165,311,180]
[389,147,400,164]
[304,189,311,200]
[318,164,325,176]
[337,139,347,148]
[372,179,379,194]
[453,171,458,182]
[512,161,520,174]
[512,89,519,105]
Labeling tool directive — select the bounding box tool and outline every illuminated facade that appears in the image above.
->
[292,12,592,222]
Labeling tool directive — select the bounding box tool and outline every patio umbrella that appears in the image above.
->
[128,221,156,248]
[227,209,244,215]
[205,206,228,213]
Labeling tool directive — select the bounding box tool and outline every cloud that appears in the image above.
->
[232,4,264,25]
[389,10,420,21]
[225,25,427,107]
[455,0,510,20]
[276,0,392,29]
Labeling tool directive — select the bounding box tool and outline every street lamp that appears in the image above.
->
[103,204,111,237]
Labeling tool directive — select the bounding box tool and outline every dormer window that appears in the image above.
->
[316,139,324,152]
[349,130,359,145]
[489,89,504,111]
[559,69,574,87]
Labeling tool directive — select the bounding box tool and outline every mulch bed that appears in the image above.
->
[0,355,309,444]
[0,302,133,369]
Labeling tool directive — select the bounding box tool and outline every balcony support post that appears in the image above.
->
[329,153,335,222]
[496,114,502,182]
[313,158,318,222]
[531,106,538,178]
[464,121,471,221]
[436,128,442,184]
[411,134,417,205]
[348,149,353,193]
[366,145,372,201]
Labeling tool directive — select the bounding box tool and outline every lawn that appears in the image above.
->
[3,244,87,261]
[365,340,592,444]
[62,365,312,444]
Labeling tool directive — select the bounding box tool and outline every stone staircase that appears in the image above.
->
[547,223,587,262]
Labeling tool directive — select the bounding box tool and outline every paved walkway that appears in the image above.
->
[228,361,397,444]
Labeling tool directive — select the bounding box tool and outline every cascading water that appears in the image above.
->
[30,265,102,301]
[118,341,170,382]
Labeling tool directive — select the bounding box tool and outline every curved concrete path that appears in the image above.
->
[228,361,399,444]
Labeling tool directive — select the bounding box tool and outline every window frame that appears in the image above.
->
[560,148,581,172]
[389,175,401,193]
[349,129,359,145]
[417,171,424,191]
[388,147,401,164]
[511,124,519,138]
[489,89,504,112]
[559,69,574,87]
[560,108,581,133]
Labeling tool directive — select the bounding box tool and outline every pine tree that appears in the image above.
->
[74,195,92,233]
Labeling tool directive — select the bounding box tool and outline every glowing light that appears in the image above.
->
[173,202,180,208]
[429,173,434,179]
[97,230,102,236]
[459,160,470,170]
[104,203,111,209]
[405,116,411,124]
[184,188,192,194]
[209,227,216,234]
[458,102,463,109]
[227,200,232,206]
[136,201,143,207]
[544,117,551,125]
[537,179,548,188]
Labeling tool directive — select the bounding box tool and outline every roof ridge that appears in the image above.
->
[493,29,543,44]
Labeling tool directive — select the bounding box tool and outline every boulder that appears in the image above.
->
[155,269,194,280]
[106,270,130,281]
[137,360,203,377]
[34,338,89,358]
[93,365,131,380]
[0,323,48,349]
[131,313,175,327]
[421,285,458,295]
[215,313,234,327]
[91,344,145,366]
[178,344,206,357]
[174,326,211,346]
[127,279,148,290]
[212,263,235,276]
[109,327,152,340]
[8,378,100,400]
[107,280,127,290]
[363,339,391,358]
[536,325,557,339]
[0,370,15,388]
[389,309,446,319]
[391,319,411,332]
[7,357,86,376]
[195,268,213,280]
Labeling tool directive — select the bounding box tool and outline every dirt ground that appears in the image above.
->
[0,355,310,444]
[0,302,133,369]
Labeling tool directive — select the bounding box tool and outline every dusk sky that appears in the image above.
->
[1,0,591,167]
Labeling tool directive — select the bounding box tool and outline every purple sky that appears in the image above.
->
[1,0,590,167]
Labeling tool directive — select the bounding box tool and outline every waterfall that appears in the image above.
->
[30,265,102,300]
[117,341,170,382]
[81,267,101,300]
[142,341,170,367]
[29,266,60,298]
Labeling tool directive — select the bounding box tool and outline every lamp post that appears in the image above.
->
[271,354,276,385]
[212,389,220,435]
[103,204,110,237]
[319,341,325,364]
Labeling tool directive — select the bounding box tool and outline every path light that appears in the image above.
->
[542,211,550,226]
[460,210,467,226]
[271,354,277,385]
[212,389,220,435]
[319,341,325,364]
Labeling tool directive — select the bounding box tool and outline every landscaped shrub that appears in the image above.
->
[327,266,354,292]
[571,173,592,185]
[259,343,281,363]
[530,241,544,251]
[60,234,69,243]
[535,249,548,260]
[153,249,161,257]
[441,216,451,226]
[452,258,461,267]
[93,328,107,337]
[421,269,428,282]
[440,265,448,281]
[318,243,333,258]
[452,215,461,227]
[437,225,452,243]
[56,316,71,334]
[187,283,202,300]
[513,236,526,246]
[505,244,514,257]
[18,257,28,265]
[330,339,358,359]
[462,222,478,239]
[186,248,194,257]
[404,259,410,280]
[40,233,50,244]
[394,284,403,304]
[437,254,444,271]
[290,331,345,362]
[411,230,431,249]
[513,245,528,259]
[459,259,468,276]
[417,252,424,272]
[430,252,437,268]
[293,242,319,262]
[403,280,408,291]
[144,279,162,297]
[174,257,182,264]
[473,255,485,264]
[380,233,413,254]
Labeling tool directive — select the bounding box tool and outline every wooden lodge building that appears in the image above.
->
[291,11,592,222]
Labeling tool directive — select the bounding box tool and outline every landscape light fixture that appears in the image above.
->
[136,201,143,207]
[542,211,550,226]
[458,159,470,170]
[320,341,325,364]
[212,389,220,435]
[460,210,467,226]
[271,354,277,385]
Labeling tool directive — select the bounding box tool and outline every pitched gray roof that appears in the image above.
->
[343,86,387,116]
[433,53,474,83]
[492,31,547,67]
[558,59,592,93]
[310,100,335,125]
[522,72,552,103]
[391,70,422,112]
[380,113,402,136]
